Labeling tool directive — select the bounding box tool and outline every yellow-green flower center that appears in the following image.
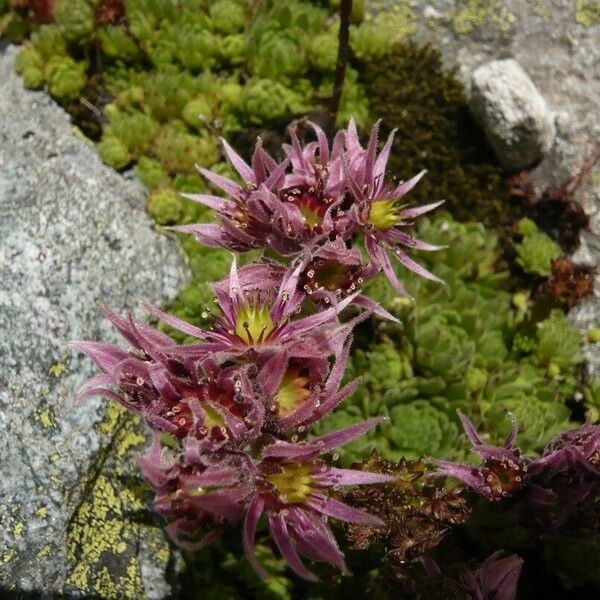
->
[202,403,226,431]
[275,367,312,417]
[234,302,274,345]
[298,201,323,228]
[368,199,402,230]
[265,461,316,504]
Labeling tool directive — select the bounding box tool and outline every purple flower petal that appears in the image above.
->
[196,164,243,197]
[363,119,380,186]
[457,410,484,447]
[309,495,384,526]
[70,341,128,373]
[309,121,330,165]
[432,459,490,498]
[75,387,135,410]
[389,170,427,200]
[387,228,446,251]
[398,199,445,219]
[288,507,347,571]
[262,441,321,460]
[221,137,255,183]
[269,512,318,581]
[168,223,228,248]
[143,303,219,342]
[311,416,384,453]
[180,192,231,211]
[392,249,445,284]
[353,294,399,322]
[322,467,396,486]
[309,379,361,424]
[243,496,269,580]
[182,467,240,489]
[264,156,290,189]
[365,235,410,297]
[373,128,396,183]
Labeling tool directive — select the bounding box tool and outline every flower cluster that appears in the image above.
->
[73,122,442,580]
[175,118,443,297]
[434,411,600,528]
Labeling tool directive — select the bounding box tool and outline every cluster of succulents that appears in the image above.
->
[8,0,372,157]
[314,213,586,465]
[514,218,562,277]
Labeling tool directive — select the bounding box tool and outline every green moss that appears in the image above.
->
[151,122,220,174]
[14,44,45,88]
[53,0,94,43]
[361,42,509,229]
[307,29,338,72]
[147,188,184,225]
[21,66,45,88]
[97,136,131,171]
[15,44,43,74]
[182,97,214,130]
[219,33,246,67]
[44,56,87,100]
[210,0,246,35]
[240,78,310,126]
[30,24,68,59]
[516,217,539,236]
[98,26,140,62]
[535,310,583,369]
[134,157,169,190]
[103,111,159,157]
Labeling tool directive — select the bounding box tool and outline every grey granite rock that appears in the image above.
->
[469,59,556,170]
[0,44,188,597]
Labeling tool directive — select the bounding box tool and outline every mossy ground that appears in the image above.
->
[361,42,508,228]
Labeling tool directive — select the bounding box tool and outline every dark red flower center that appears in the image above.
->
[163,401,193,437]
[301,258,363,298]
[482,458,526,500]
[279,184,332,230]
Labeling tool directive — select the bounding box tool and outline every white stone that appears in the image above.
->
[469,58,556,170]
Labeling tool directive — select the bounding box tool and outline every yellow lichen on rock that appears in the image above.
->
[37,544,53,559]
[450,0,516,34]
[13,522,24,539]
[37,406,57,429]
[576,0,600,26]
[64,408,156,598]
[98,402,123,435]
[48,362,67,378]
[366,1,415,39]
